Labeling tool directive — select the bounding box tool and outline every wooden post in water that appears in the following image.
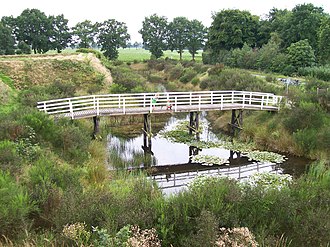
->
[188,111,200,140]
[229,109,243,137]
[92,116,100,139]
[142,114,153,155]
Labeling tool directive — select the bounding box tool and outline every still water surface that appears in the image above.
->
[107,113,310,194]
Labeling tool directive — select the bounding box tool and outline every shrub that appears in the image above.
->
[166,63,184,80]
[179,68,198,83]
[298,65,330,81]
[208,63,224,75]
[0,140,22,174]
[191,77,200,86]
[0,171,32,238]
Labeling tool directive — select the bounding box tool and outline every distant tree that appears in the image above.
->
[72,20,97,48]
[287,39,316,70]
[207,9,259,52]
[133,41,140,49]
[97,19,130,60]
[49,14,71,53]
[318,17,330,64]
[15,9,53,54]
[186,19,207,61]
[0,22,15,55]
[168,17,190,61]
[139,14,169,59]
[281,3,325,51]
[257,32,282,70]
[16,41,31,54]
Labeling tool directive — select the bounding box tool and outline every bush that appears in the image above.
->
[165,63,184,80]
[0,140,22,174]
[298,65,330,82]
[208,63,224,75]
[0,171,33,238]
[179,68,198,83]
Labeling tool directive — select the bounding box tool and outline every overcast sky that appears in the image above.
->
[1,0,330,42]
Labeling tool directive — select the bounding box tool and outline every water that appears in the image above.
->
[107,112,311,194]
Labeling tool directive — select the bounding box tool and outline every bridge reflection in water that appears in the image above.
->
[146,150,281,195]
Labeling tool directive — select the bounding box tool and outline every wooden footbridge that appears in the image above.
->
[37,90,283,141]
[37,90,282,118]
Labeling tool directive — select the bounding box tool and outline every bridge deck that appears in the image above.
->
[37,90,283,119]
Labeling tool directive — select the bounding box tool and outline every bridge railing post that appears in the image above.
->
[118,95,121,108]
[174,96,177,112]
[232,91,234,104]
[220,94,223,110]
[96,98,100,116]
[150,98,153,113]
[143,94,146,107]
[123,98,126,114]
[261,95,264,110]
[43,102,47,113]
[69,99,73,119]
[189,92,192,105]
[198,95,201,111]
[242,93,245,108]
[211,92,213,104]
[249,92,252,105]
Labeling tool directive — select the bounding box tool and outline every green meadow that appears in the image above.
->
[117,48,203,62]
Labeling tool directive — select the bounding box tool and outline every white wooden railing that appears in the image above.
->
[37,90,283,119]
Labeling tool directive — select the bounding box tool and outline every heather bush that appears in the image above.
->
[0,171,33,238]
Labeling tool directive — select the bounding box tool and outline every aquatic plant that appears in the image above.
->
[190,154,229,166]
[244,150,287,163]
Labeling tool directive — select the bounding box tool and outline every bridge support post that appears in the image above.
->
[229,109,243,137]
[92,116,100,139]
[189,111,200,140]
[142,114,153,154]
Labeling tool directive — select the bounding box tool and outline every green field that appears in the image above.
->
[117,48,203,62]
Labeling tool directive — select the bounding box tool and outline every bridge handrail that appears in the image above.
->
[37,90,283,118]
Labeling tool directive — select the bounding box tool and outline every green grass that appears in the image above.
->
[118,48,203,62]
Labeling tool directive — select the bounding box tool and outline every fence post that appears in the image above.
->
[69,99,74,119]
[43,102,47,113]
[123,98,126,114]
[96,98,99,116]
[242,93,245,108]
[221,94,223,110]
[175,96,177,112]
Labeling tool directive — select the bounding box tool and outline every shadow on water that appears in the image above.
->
[106,112,312,194]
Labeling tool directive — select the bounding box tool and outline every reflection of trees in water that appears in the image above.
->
[107,136,157,169]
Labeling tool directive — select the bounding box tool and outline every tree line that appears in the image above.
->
[0,3,330,68]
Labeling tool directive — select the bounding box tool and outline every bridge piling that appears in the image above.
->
[142,114,153,154]
[189,112,200,140]
[92,116,100,139]
[229,109,243,137]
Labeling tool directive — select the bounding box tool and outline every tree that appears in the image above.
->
[49,14,71,53]
[0,22,15,55]
[318,17,330,64]
[139,14,168,59]
[168,17,190,61]
[207,9,259,52]
[281,3,325,51]
[257,32,282,70]
[72,20,97,48]
[287,39,316,70]
[187,19,207,61]
[15,9,53,54]
[16,41,31,54]
[97,19,130,60]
